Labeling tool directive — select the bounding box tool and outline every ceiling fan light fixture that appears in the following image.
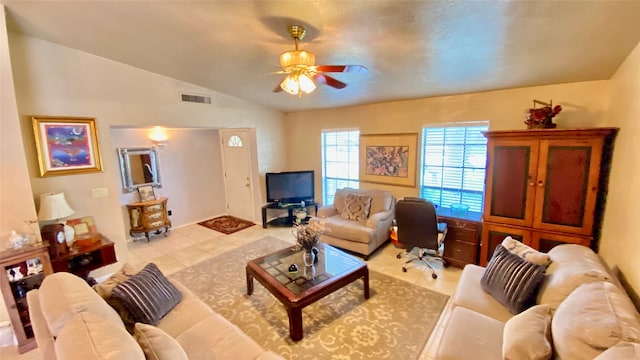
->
[280,50,315,68]
[280,74,300,95]
[280,73,316,96]
[298,73,316,93]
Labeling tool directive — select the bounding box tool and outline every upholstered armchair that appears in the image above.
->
[310,188,395,259]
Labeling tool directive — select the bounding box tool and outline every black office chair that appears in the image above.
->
[395,197,448,279]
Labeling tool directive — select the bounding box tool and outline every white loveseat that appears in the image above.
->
[435,244,640,359]
[27,271,283,360]
[311,188,395,259]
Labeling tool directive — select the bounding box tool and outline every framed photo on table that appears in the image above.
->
[66,216,100,246]
[32,116,103,177]
[359,133,418,187]
[138,185,156,202]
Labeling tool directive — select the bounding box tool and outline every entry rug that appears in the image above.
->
[197,215,255,234]
[171,236,449,360]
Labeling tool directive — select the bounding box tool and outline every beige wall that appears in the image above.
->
[286,81,610,203]
[111,128,227,239]
[4,31,287,289]
[0,4,40,326]
[600,41,640,299]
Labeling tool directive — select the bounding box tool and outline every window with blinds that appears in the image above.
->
[321,130,360,205]
[420,124,489,213]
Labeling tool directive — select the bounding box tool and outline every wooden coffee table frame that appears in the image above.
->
[246,245,369,341]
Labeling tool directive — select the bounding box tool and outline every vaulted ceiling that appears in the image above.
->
[5,1,640,113]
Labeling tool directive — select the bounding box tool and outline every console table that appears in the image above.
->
[126,197,171,241]
[261,201,318,228]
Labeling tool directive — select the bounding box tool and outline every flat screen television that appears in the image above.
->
[266,170,314,204]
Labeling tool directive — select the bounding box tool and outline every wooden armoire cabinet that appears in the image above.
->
[480,128,618,265]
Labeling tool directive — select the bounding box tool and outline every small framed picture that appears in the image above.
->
[67,216,98,235]
[138,185,156,202]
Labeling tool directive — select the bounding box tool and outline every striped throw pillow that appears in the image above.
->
[111,263,182,325]
[481,245,546,314]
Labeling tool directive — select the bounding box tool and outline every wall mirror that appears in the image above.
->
[118,147,162,193]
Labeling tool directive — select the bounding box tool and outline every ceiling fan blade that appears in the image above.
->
[314,74,347,89]
[315,65,368,73]
[273,83,283,93]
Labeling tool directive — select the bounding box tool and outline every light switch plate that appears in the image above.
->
[91,187,108,198]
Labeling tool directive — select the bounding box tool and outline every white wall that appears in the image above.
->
[285,81,610,203]
[6,32,287,283]
[600,41,640,299]
[110,128,227,239]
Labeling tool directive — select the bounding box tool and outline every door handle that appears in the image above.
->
[537,180,544,187]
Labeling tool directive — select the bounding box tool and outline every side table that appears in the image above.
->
[51,235,117,285]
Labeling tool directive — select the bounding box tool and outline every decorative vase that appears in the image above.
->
[302,248,315,267]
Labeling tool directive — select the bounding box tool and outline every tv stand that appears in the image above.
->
[262,201,318,228]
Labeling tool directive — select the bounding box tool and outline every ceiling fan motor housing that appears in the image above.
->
[280,50,315,69]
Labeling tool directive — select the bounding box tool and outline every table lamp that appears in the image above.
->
[38,192,75,246]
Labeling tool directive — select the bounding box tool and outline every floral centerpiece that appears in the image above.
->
[291,221,329,251]
[525,100,562,129]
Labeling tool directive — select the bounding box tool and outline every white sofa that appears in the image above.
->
[435,244,640,359]
[311,188,395,259]
[27,271,283,360]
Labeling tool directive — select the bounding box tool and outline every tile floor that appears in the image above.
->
[0,223,461,360]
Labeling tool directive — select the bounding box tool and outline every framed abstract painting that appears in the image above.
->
[32,116,103,176]
[360,133,418,187]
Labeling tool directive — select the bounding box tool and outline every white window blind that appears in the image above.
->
[322,130,359,205]
[420,124,488,213]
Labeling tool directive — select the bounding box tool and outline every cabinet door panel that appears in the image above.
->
[480,223,531,266]
[530,231,591,253]
[534,139,603,235]
[484,139,538,227]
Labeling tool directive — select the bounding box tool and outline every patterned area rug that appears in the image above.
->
[197,215,255,234]
[171,236,449,360]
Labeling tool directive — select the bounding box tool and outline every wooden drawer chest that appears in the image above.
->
[126,197,171,241]
[440,216,481,268]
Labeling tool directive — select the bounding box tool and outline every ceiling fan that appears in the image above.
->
[274,25,367,97]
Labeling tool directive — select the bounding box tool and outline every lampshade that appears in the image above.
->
[38,192,74,221]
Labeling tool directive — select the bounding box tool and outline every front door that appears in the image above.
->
[220,129,255,222]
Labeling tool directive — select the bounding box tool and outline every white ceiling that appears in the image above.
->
[4,1,640,113]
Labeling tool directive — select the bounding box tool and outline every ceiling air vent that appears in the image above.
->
[180,93,212,104]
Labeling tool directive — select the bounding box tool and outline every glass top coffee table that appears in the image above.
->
[246,242,369,341]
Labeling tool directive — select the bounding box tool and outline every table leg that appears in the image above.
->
[246,269,254,296]
[287,307,303,341]
[363,269,370,299]
[262,207,267,228]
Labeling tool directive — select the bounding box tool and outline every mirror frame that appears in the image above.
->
[118,147,162,193]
